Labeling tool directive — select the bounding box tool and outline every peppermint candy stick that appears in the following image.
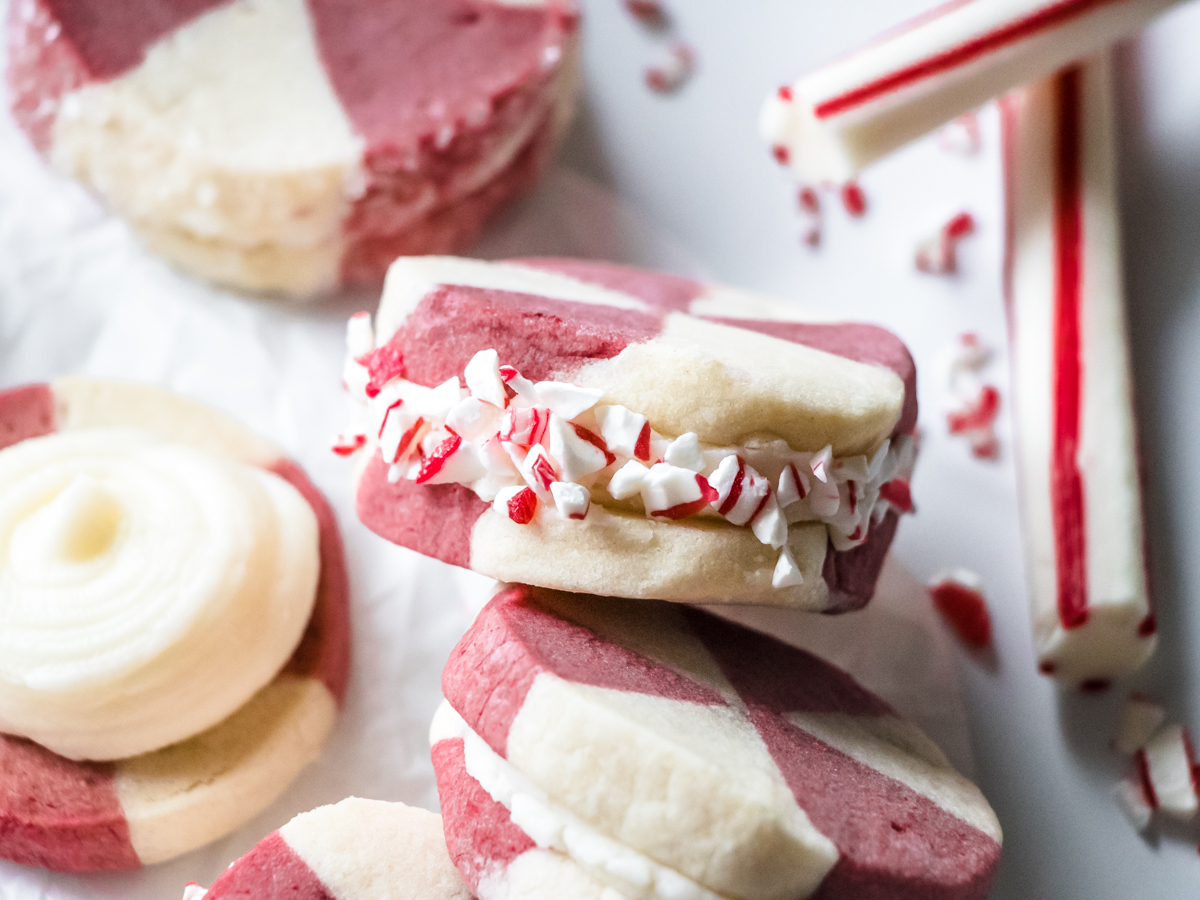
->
[1002,54,1154,688]
[761,0,1182,181]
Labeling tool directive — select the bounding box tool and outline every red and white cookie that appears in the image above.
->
[345,256,918,611]
[0,377,350,871]
[431,584,1002,900]
[7,0,579,296]
[191,798,471,900]
[1002,55,1155,687]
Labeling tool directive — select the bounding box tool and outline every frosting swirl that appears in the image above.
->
[0,428,319,761]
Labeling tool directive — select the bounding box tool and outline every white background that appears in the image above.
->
[1,1,1199,898]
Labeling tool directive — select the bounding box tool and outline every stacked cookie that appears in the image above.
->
[337,255,1003,899]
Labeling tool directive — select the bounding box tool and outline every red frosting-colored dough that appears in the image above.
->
[0,383,56,450]
[0,384,351,871]
[308,0,571,155]
[339,114,558,283]
[271,459,352,705]
[207,830,336,900]
[386,284,661,389]
[433,737,535,893]
[442,585,724,753]
[33,0,227,80]
[517,258,704,313]
[356,460,489,570]
[309,0,578,284]
[0,738,135,872]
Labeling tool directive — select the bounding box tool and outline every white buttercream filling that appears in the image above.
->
[342,318,915,581]
[0,428,319,760]
[432,704,728,900]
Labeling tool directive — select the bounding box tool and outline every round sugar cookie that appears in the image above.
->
[351,256,917,611]
[194,798,471,900]
[431,584,1002,900]
[7,0,579,296]
[0,377,350,871]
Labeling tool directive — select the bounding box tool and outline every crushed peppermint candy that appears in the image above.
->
[645,43,695,94]
[944,332,1001,460]
[182,884,208,900]
[341,315,917,588]
[331,432,366,456]
[928,569,993,651]
[797,185,822,248]
[841,180,867,217]
[916,212,976,275]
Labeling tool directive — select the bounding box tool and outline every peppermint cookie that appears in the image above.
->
[0,377,349,870]
[431,585,1002,900]
[344,256,917,611]
[192,799,471,900]
[7,0,579,296]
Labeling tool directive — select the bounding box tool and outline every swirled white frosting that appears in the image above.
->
[0,428,319,761]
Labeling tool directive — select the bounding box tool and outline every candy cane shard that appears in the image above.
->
[1002,55,1155,687]
[761,0,1183,181]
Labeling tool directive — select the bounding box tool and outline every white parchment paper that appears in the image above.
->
[0,38,972,900]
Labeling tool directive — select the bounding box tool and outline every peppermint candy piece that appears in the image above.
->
[534,381,604,420]
[495,485,539,525]
[594,404,651,461]
[464,350,508,410]
[608,460,650,501]
[416,435,486,486]
[662,432,705,472]
[641,463,718,520]
[550,482,591,521]
[547,416,612,484]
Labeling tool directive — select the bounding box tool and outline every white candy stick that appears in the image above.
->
[761,0,1182,181]
[1003,55,1154,688]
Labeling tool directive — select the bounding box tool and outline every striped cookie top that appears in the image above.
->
[433,584,1001,900]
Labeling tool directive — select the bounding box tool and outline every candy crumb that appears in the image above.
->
[331,433,366,456]
[928,569,993,650]
[645,43,694,93]
[916,212,976,275]
[841,181,867,217]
